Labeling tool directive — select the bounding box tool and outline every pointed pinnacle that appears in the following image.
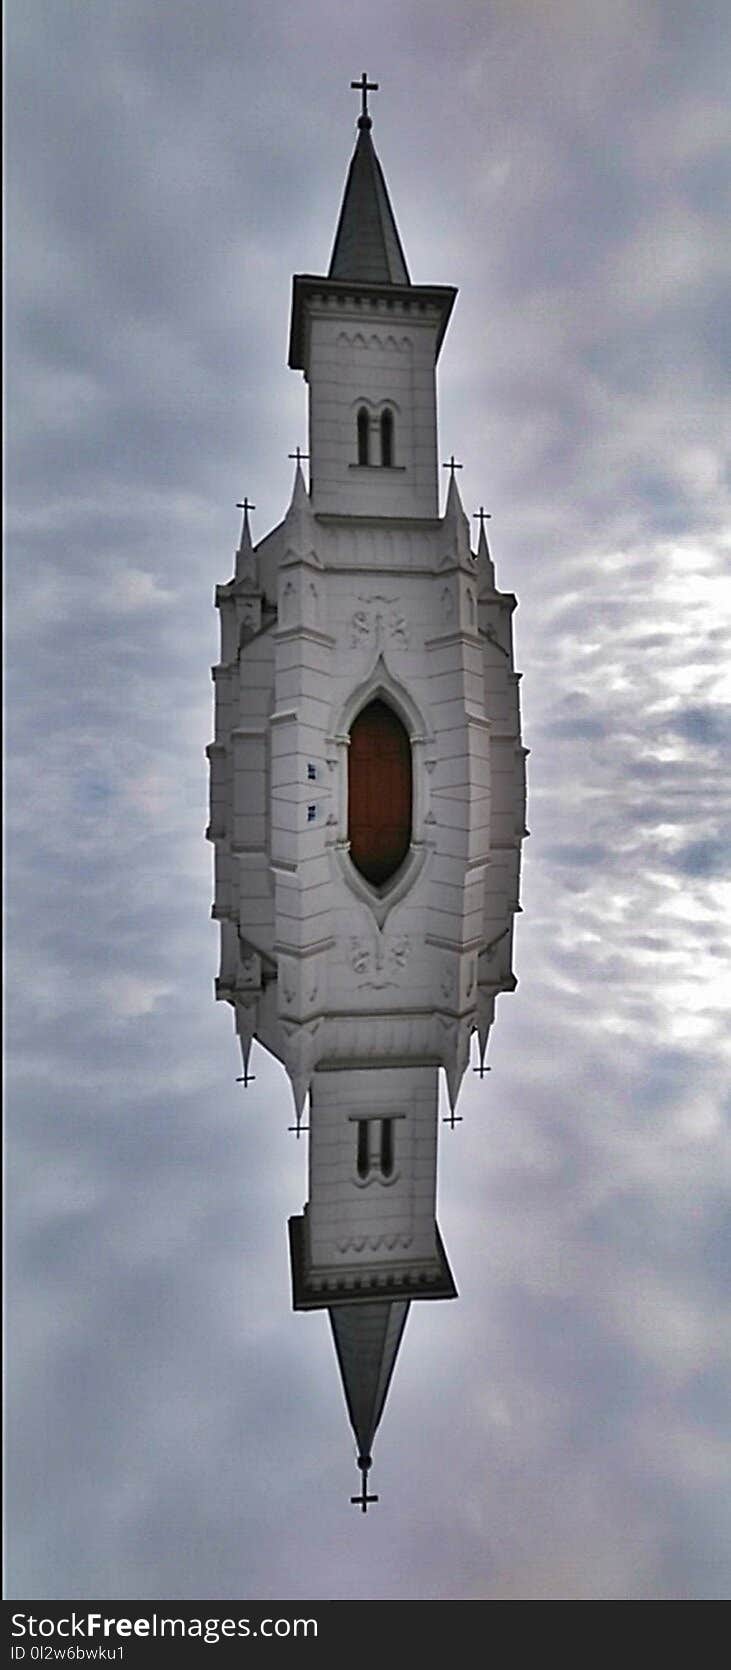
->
[289,459,309,509]
[235,499,257,584]
[444,464,466,520]
[292,1076,310,1119]
[477,519,495,585]
[444,468,471,561]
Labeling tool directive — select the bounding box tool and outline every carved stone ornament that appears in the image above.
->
[349,596,411,650]
[349,933,412,987]
[238,945,261,988]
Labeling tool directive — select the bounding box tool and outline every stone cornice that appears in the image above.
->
[288,274,457,371]
[424,629,483,650]
[272,625,336,648]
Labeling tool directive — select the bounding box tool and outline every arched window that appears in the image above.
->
[356,1120,370,1180]
[380,408,394,467]
[380,1118,394,1179]
[357,406,370,465]
[354,1117,396,1182]
[348,699,412,886]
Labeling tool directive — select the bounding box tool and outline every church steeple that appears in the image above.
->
[288,80,457,519]
[328,88,410,285]
[330,1300,410,1505]
[210,77,527,1514]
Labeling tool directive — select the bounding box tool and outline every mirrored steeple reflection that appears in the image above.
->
[207,84,527,1508]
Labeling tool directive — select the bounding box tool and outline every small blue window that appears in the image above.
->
[307,805,316,823]
[307,763,316,781]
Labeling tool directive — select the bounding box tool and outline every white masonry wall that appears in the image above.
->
[209,488,526,1298]
[304,295,442,518]
[210,493,525,1075]
[306,1065,441,1279]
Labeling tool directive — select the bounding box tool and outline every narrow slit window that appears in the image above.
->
[380,1118,394,1178]
[356,1120,370,1180]
[357,407,370,466]
[380,408,394,467]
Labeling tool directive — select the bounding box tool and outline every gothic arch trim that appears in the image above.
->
[347,395,402,415]
[327,657,435,924]
[335,654,431,741]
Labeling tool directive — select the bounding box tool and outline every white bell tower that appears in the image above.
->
[208,77,527,1510]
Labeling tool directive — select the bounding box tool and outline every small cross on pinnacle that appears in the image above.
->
[350,1456,378,1514]
[236,1065,256,1086]
[473,1061,491,1080]
[442,456,463,479]
[236,497,256,517]
[288,1117,310,1139]
[350,72,379,125]
[473,506,491,535]
[442,1107,463,1129]
[288,447,309,467]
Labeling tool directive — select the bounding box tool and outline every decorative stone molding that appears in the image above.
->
[349,933,412,988]
[328,656,435,923]
[349,595,411,651]
[336,1233,413,1253]
[238,943,262,989]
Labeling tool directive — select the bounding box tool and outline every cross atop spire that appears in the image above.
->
[288,1114,309,1138]
[350,1455,379,1514]
[350,72,379,129]
[236,497,256,546]
[234,497,258,585]
[442,1107,463,1128]
[443,455,463,479]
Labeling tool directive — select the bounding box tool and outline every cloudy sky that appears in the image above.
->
[6,0,731,1600]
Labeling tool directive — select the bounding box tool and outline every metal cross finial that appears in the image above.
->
[288,447,309,467]
[350,1458,378,1514]
[442,1108,463,1129]
[236,1065,256,1086]
[473,1061,491,1080]
[443,455,463,478]
[236,497,256,515]
[350,72,379,122]
[288,1117,310,1138]
[473,506,492,534]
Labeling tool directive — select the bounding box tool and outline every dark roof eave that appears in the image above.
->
[288,274,458,371]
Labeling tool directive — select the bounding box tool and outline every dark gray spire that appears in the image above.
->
[329,1299,410,1461]
[328,119,411,286]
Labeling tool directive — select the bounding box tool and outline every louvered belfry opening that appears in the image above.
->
[348,699,412,886]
